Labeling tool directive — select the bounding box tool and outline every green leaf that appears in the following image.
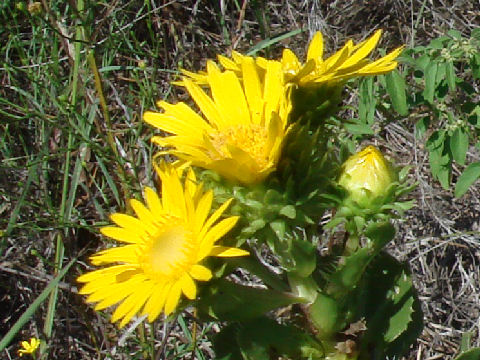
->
[214,318,324,360]
[356,253,423,359]
[196,279,300,321]
[453,348,480,360]
[455,162,480,197]
[308,292,344,338]
[423,61,438,103]
[246,29,304,56]
[450,127,469,165]
[445,60,457,91]
[0,257,77,351]
[365,221,395,249]
[279,205,296,219]
[385,70,408,116]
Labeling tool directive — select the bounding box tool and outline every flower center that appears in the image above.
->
[210,124,269,168]
[140,222,194,280]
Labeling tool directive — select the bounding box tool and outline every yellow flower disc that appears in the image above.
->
[77,162,248,327]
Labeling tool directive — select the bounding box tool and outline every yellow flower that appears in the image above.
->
[282,29,403,86]
[18,338,40,357]
[144,57,291,185]
[77,162,249,327]
[178,30,401,89]
[338,146,397,207]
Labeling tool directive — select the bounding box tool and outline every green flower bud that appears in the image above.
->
[338,146,397,208]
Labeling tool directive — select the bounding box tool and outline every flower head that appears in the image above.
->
[144,57,291,185]
[77,162,248,327]
[282,29,403,86]
[18,338,40,357]
[338,146,397,208]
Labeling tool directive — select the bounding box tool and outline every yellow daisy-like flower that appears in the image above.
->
[77,163,249,327]
[282,29,403,86]
[178,29,401,89]
[144,57,291,185]
[18,338,40,357]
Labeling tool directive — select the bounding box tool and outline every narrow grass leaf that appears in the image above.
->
[0,257,77,351]
[246,29,303,56]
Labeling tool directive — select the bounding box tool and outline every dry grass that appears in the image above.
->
[2,0,480,359]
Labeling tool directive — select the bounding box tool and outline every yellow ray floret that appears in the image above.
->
[282,29,403,86]
[77,162,248,327]
[178,29,402,88]
[144,58,291,185]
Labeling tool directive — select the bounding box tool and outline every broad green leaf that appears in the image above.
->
[450,127,469,165]
[453,348,480,360]
[308,292,343,338]
[358,77,376,125]
[239,318,324,360]
[415,116,430,138]
[455,162,480,197]
[423,61,438,103]
[356,253,423,359]
[196,279,300,321]
[343,122,375,135]
[445,61,457,91]
[385,70,408,116]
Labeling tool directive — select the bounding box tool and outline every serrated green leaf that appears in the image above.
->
[356,253,423,359]
[455,162,480,197]
[385,70,408,116]
[450,127,469,165]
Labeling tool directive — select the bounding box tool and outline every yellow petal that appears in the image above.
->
[210,246,250,257]
[144,187,163,215]
[179,273,197,300]
[339,30,382,69]
[209,68,250,127]
[241,57,263,125]
[183,78,224,128]
[307,31,324,62]
[130,199,155,224]
[164,281,182,315]
[189,264,212,281]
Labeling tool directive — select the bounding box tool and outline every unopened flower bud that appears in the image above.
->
[338,146,397,208]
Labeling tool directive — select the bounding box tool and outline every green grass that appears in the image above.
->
[1,0,296,357]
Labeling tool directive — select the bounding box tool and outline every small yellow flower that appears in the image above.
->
[282,29,403,86]
[18,338,40,357]
[338,146,397,207]
[144,57,291,185]
[77,162,249,327]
